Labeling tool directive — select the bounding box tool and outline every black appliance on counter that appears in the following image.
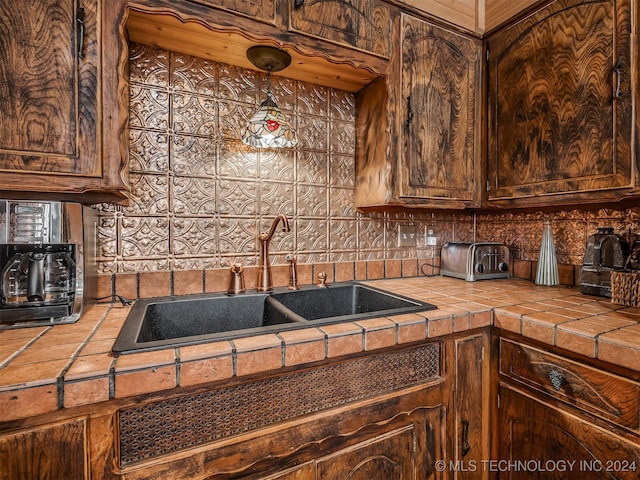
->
[579,227,628,298]
[0,200,96,328]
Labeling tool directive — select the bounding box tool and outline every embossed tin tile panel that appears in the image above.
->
[118,343,441,466]
[96,43,640,275]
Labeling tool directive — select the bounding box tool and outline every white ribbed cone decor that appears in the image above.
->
[535,218,559,286]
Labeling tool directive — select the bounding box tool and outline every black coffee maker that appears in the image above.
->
[579,227,628,297]
[0,200,96,327]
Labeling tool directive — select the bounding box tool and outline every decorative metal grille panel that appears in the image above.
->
[118,343,440,466]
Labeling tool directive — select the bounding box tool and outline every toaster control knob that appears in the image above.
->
[475,263,484,274]
[499,262,509,272]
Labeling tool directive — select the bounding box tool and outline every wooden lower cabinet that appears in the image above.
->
[116,343,447,479]
[497,335,640,480]
[316,425,416,479]
[263,463,315,480]
[0,334,495,479]
[453,333,490,480]
[498,386,640,479]
[0,417,88,480]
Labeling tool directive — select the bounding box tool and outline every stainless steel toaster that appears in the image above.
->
[440,242,510,281]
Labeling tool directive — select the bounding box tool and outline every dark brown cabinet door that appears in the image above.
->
[316,406,445,480]
[191,0,277,25]
[499,386,640,480]
[264,463,315,480]
[0,0,98,176]
[289,0,392,59]
[399,14,481,208]
[0,0,128,203]
[0,418,88,480]
[486,0,633,207]
[454,334,488,479]
[316,426,414,480]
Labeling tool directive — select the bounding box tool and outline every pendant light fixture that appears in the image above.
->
[241,46,298,148]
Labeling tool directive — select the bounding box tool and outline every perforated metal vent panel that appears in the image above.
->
[118,343,441,466]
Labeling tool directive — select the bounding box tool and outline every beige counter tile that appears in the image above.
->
[235,347,282,377]
[279,328,326,366]
[0,359,69,389]
[391,312,427,344]
[179,356,234,387]
[64,377,110,408]
[356,317,396,351]
[115,365,176,398]
[11,341,82,365]
[0,384,58,422]
[114,349,176,372]
[65,354,115,381]
[320,322,363,357]
[598,324,640,371]
[179,341,233,362]
[521,311,575,345]
[79,338,118,356]
[232,334,282,353]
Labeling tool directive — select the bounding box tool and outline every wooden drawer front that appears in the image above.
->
[289,0,392,58]
[500,338,640,430]
[194,0,277,25]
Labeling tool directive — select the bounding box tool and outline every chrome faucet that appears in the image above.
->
[257,214,290,291]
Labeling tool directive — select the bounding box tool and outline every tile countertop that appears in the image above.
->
[1,276,640,423]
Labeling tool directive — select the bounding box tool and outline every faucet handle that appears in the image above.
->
[286,254,299,290]
[227,263,246,295]
[317,271,329,288]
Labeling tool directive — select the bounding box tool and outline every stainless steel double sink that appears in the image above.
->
[112,282,437,354]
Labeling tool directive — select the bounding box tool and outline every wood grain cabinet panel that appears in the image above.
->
[191,0,277,25]
[288,0,392,59]
[399,14,481,207]
[499,387,640,480]
[454,334,489,479]
[0,0,98,175]
[500,338,640,430]
[355,15,481,209]
[0,0,129,204]
[0,418,88,480]
[316,412,441,480]
[498,335,640,480]
[486,0,633,207]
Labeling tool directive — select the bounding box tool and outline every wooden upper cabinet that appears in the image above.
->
[486,0,633,208]
[288,0,392,59]
[398,15,481,208]
[191,0,277,25]
[0,0,128,204]
[355,15,481,209]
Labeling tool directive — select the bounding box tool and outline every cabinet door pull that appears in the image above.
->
[76,2,85,59]
[405,95,413,128]
[548,369,564,391]
[461,419,471,457]
[294,0,305,7]
[614,58,622,98]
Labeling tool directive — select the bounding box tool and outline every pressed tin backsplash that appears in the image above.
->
[96,43,640,276]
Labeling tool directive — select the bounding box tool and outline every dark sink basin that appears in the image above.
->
[112,282,436,354]
[112,292,308,353]
[267,283,435,323]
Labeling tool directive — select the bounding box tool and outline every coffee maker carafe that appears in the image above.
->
[0,200,96,327]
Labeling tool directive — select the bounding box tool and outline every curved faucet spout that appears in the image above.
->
[257,214,291,291]
[259,214,290,242]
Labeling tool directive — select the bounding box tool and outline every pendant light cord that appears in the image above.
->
[265,65,273,100]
